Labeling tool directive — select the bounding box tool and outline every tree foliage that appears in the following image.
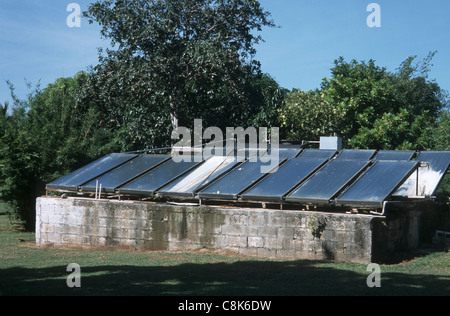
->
[82,0,276,142]
[0,74,118,230]
[279,53,449,151]
[279,89,345,141]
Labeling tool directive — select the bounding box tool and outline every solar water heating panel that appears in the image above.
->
[157,156,242,197]
[394,151,450,196]
[118,158,202,195]
[285,159,371,204]
[374,151,415,161]
[198,159,282,200]
[335,160,419,207]
[277,148,303,159]
[241,158,327,202]
[81,154,170,193]
[298,149,337,159]
[335,149,376,160]
[46,153,138,191]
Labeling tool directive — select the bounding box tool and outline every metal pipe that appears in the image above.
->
[370,201,403,216]
[371,198,431,216]
[380,201,389,216]
[416,168,419,196]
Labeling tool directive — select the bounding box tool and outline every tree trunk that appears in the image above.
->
[171,111,179,131]
[169,94,180,131]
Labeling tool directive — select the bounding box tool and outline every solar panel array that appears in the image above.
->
[46,148,450,209]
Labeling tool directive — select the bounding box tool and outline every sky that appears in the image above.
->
[1,0,450,107]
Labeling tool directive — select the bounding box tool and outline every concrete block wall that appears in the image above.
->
[36,197,417,264]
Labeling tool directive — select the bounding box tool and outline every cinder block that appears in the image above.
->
[257,226,277,237]
[264,237,283,250]
[257,247,276,258]
[240,247,258,257]
[228,235,248,248]
[275,249,296,258]
[215,235,229,247]
[268,214,286,227]
[277,227,294,239]
[248,236,264,248]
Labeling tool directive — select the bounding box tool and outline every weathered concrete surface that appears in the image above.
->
[36,197,423,264]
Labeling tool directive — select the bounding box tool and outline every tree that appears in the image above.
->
[247,73,288,129]
[0,102,8,118]
[0,74,118,230]
[0,83,42,229]
[320,57,398,147]
[279,53,448,150]
[83,0,275,138]
[279,89,345,141]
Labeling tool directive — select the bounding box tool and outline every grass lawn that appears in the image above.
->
[0,212,448,296]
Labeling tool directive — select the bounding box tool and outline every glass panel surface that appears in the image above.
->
[157,156,241,197]
[394,151,450,196]
[198,159,280,200]
[241,158,326,202]
[81,155,170,192]
[335,149,376,160]
[201,146,234,158]
[46,153,138,191]
[374,151,415,161]
[298,149,337,159]
[119,158,202,194]
[336,160,419,207]
[277,148,303,159]
[286,159,370,204]
[235,147,267,161]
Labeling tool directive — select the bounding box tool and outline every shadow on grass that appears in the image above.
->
[0,259,448,296]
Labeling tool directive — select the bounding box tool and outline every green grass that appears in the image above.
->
[0,213,448,296]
